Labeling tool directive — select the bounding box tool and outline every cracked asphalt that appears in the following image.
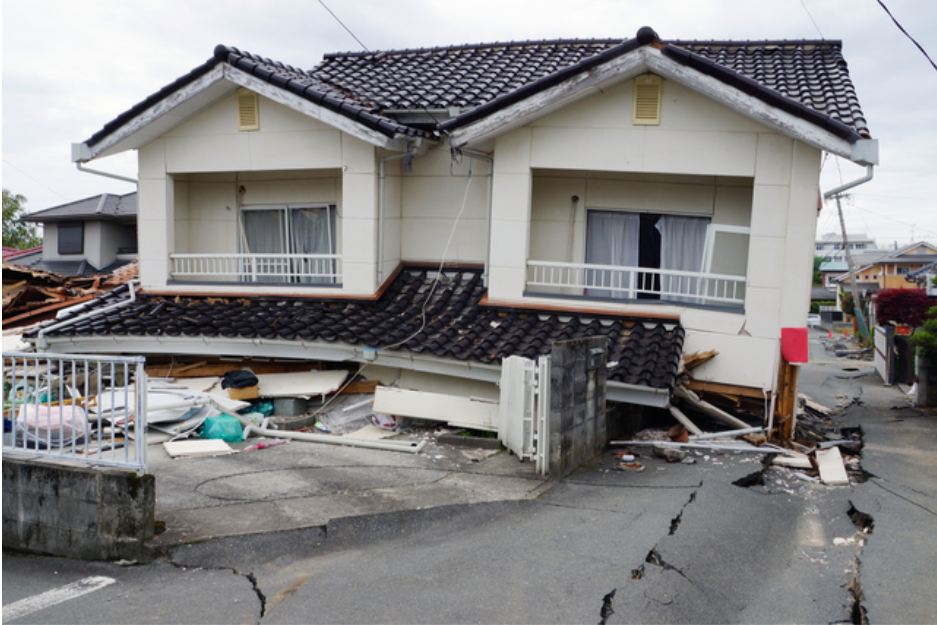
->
[4,329,936,623]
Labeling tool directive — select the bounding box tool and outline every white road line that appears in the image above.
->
[3,576,116,622]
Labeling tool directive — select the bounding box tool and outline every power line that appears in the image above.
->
[316,0,369,52]
[2,159,70,202]
[314,0,446,132]
[798,0,824,37]
[875,0,937,73]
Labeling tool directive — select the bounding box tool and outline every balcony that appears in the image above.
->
[170,253,342,285]
[526,260,745,308]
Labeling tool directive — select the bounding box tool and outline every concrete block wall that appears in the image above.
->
[3,458,155,561]
[549,336,608,479]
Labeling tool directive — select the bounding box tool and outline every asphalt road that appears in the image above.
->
[5,330,936,624]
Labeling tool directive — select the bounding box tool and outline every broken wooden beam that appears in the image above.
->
[673,385,751,430]
[667,403,703,436]
[682,349,717,371]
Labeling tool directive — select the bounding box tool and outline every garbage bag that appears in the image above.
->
[14,403,87,447]
[221,370,259,390]
[199,415,243,443]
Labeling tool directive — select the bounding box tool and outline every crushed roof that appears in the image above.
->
[83,27,870,148]
[32,267,685,390]
[21,192,137,222]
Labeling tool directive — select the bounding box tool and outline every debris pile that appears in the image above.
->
[2,260,138,329]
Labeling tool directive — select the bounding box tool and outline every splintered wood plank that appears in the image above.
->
[338,380,380,394]
[815,447,850,485]
[144,362,324,378]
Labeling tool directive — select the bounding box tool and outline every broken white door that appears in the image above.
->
[499,355,550,476]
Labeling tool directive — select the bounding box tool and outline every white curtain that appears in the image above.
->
[656,215,710,303]
[241,206,336,283]
[242,210,286,282]
[585,211,640,299]
[290,207,335,283]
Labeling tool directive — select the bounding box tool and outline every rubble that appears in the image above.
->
[2,260,138,329]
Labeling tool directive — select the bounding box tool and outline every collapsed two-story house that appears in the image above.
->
[32,26,877,427]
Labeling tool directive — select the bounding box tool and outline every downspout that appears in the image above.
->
[35,280,139,351]
[75,162,138,185]
[459,150,494,287]
[378,154,408,283]
[823,164,874,343]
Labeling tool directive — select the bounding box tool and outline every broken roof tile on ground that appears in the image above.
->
[29,267,684,390]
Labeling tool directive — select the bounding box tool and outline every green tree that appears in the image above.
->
[2,189,41,249]
[813,256,824,286]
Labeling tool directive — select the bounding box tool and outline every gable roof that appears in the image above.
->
[78,26,872,162]
[29,267,685,391]
[832,241,937,280]
[21,192,137,223]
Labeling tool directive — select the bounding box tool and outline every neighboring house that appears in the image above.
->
[2,246,42,263]
[905,261,937,296]
[815,232,880,262]
[16,193,138,277]
[818,261,848,288]
[35,27,878,414]
[834,242,937,292]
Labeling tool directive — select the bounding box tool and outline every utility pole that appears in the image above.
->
[834,194,870,343]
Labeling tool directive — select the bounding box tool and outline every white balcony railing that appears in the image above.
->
[527,260,746,307]
[170,253,341,284]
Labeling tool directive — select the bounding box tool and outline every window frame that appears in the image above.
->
[237,203,337,284]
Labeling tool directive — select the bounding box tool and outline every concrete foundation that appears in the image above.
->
[2,457,155,561]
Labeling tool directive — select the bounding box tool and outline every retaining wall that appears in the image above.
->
[3,457,155,561]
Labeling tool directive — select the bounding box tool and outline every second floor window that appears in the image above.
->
[584,210,710,302]
[239,204,337,284]
[58,221,84,255]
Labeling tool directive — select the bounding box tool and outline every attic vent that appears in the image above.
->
[633,75,662,126]
[237,89,259,131]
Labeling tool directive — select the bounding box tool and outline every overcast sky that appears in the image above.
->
[3,0,936,250]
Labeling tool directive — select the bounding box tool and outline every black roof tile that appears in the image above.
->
[31,268,684,390]
[83,27,869,150]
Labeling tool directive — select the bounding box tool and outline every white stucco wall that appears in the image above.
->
[487,76,821,392]
[399,145,490,266]
[138,88,379,294]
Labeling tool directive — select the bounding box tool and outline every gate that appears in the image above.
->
[499,355,550,476]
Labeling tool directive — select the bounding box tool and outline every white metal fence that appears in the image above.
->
[2,353,148,473]
[527,260,746,307]
[170,253,342,284]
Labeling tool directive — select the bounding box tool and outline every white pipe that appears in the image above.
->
[240,425,426,454]
[378,153,408,282]
[35,280,139,351]
[76,162,138,185]
[822,164,874,200]
[460,150,494,287]
[688,427,766,441]
[610,440,798,456]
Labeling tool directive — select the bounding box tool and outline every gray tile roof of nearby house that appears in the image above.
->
[906,261,937,279]
[83,26,870,148]
[811,286,838,301]
[29,267,686,390]
[11,257,134,279]
[21,192,137,223]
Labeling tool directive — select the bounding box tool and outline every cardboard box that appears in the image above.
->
[228,385,259,400]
